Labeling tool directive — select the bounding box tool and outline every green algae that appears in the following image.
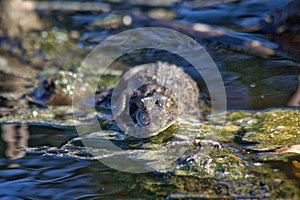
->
[0,106,79,128]
[230,109,300,151]
[207,109,300,152]
[0,98,299,198]
[0,2,299,198]
[22,28,84,70]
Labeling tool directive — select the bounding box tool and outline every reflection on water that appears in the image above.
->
[1,124,29,168]
[0,124,299,198]
[0,125,176,199]
[0,0,299,198]
[287,75,300,106]
[0,125,99,199]
[0,155,98,199]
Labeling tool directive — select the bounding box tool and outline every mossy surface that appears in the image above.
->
[1,106,300,198]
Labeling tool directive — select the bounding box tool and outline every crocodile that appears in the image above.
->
[24,61,203,138]
[111,62,202,137]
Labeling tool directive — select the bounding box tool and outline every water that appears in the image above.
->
[0,0,299,198]
[0,116,299,199]
[0,124,190,199]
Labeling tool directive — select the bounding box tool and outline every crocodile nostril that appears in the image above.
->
[139,113,150,126]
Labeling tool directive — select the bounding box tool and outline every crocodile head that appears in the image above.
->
[129,83,181,136]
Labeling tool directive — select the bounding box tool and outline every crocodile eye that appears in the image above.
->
[155,100,160,106]
[146,93,152,97]
[132,91,138,97]
[165,99,173,109]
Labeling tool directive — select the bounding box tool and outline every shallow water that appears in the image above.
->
[0,0,300,198]
[0,124,152,199]
[0,120,299,199]
[0,124,214,199]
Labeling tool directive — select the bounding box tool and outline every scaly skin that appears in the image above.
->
[112,62,201,137]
